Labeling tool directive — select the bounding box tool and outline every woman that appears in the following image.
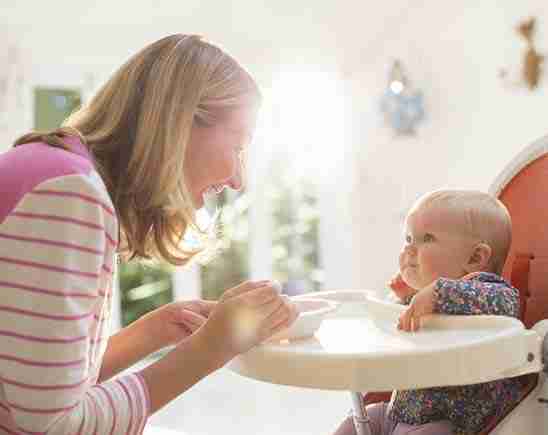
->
[0,34,297,433]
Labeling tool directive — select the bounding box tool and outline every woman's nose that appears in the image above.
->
[228,166,243,191]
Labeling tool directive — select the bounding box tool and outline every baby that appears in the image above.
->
[333,189,522,435]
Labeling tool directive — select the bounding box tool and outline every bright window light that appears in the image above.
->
[256,69,348,180]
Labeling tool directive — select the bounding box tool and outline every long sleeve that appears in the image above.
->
[433,273,519,318]
[0,174,149,434]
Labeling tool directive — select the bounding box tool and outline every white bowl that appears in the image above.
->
[267,298,339,342]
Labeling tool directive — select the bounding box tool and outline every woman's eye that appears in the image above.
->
[405,235,413,244]
[423,233,434,242]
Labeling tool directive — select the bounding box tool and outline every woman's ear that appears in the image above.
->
[465,242,492,273]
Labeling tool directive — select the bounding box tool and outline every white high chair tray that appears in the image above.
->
[228,290,539,391]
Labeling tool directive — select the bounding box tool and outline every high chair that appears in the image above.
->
[228,135,548,435]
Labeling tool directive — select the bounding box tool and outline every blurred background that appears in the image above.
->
[2,1,548,433]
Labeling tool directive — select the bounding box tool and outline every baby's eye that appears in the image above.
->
[423,233,435,243]
[405,234,413,244]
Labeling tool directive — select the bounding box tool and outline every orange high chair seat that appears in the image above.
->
[497,156,548,329]
[479,135,548,433]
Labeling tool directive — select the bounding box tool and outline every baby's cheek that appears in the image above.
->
[398,250,406,265]
[419,261,436,279]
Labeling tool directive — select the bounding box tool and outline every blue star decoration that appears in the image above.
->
[380,87,425,135]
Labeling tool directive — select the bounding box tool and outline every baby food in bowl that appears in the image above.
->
[268,298,339,342]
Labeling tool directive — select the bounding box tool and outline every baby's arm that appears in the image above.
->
[397,275,519,331]
[434,277,519,317]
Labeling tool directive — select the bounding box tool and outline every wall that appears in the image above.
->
[347,1,548,292]
[1,0,548,294]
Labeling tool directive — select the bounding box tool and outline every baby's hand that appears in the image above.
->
[397,282,438,332]
[388,273,417,302]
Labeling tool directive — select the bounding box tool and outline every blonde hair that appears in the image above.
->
[14,34,261,265]
[409,189,512,274]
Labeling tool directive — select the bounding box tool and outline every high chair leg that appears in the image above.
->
[351,392,373,435]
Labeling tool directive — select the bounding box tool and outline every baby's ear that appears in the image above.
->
[465,242,492,273]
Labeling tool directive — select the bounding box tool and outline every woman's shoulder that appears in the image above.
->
[0,141,94,182]
[0,142,100,221]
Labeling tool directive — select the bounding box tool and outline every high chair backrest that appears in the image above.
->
[490,134,548,328]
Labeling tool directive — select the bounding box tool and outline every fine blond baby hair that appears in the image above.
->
[409,189,512,275]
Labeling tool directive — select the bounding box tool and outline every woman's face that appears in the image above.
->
[185,106,257,208]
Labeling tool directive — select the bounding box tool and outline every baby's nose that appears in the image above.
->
[402,243,417,256]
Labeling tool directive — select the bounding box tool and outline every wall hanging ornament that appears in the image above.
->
[380,60,424,136]
[499,17,544,91]
[518,17,544,89]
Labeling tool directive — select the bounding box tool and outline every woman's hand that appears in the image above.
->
[136,300,216,352]
[197,280,298,361]
[138,280,298,414]
[388,272,417,301]
[397,282,438,332]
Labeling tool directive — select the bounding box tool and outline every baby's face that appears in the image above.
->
[399,205,475,289]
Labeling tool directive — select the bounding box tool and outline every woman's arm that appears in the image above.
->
[138,327,227,413]
[98,320,159,382]
[139,281,297,413]
[99,299,215,382]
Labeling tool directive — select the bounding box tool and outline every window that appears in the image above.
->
[200,190,250,300]
[268,157,322,294]
[198,163,323,300]
[118,262,174,326]
[34,87,80,130]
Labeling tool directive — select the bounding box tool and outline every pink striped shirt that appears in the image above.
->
[0,139,149,434]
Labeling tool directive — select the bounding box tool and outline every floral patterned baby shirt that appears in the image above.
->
[388,272,522,434]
